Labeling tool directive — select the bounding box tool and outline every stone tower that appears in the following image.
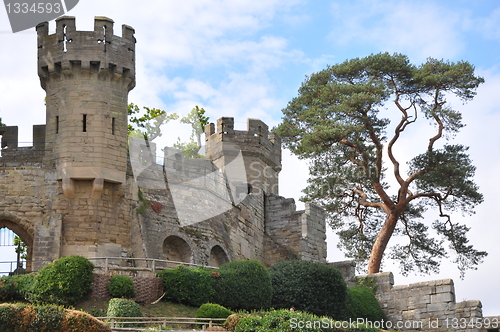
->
[36,16,135,199]
[32,16,136,261]
[205,117,282,195]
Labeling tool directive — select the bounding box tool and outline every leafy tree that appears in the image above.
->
[180,106,210,148]
[174,106,210,158]
[276,53,486,277]
[0,117,5,126]
[173,138,205,158]
[127,103,178,141]
[127,104,209,158]
[13,236,27,260]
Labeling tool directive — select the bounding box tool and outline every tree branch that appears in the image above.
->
[428,90,445,152]
[354,188,390,214]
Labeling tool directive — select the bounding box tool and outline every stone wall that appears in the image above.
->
[91,273,163,304]
[363,272,485,332]
[328,260,356,286]
[264,194,327,265]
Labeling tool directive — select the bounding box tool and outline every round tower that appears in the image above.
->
[37,16,135,198]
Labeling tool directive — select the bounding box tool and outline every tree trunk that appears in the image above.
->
[367,212,400,274]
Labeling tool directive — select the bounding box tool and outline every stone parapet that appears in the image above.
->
[36,16,135,91]
[362,272,485,332]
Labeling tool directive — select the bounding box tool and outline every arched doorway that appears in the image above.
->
[210,245,229,267]
[0,218,34,272]
[163,235,192,263]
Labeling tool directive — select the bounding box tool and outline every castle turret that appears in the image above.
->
[37,16,135,198]
[205,117,282,195]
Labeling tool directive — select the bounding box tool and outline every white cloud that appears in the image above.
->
[328,0,465,60]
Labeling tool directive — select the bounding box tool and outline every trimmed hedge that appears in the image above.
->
[196,303,233,319]
[269,260,348,319]
[0,303,111,332]
[108,275,136,299]
[107,298,142,328]
[31,256,95,305]
[346,286,385,322]
[214,259,272,311]
[157,265,215,307]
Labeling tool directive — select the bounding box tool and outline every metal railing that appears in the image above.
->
[97,316,226,331]
[0,260,26,275]
[86,257,218,275]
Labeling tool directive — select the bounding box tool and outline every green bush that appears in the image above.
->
[269,260,348,319]
[196,303,233,319]
[346,286,385,322]
[31,255,94,305]
[106,298,142,328]
[15,273,36,300]
[0,274,36,302]
[108,275,136,299]
[233,309,379,332]
[0,275,18,301]
[157,265,215,307]
[214,259,272,311]
[0,303,111,332]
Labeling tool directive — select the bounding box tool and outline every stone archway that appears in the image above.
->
[210,245,229,267]
[162,235,192,263]
[0,215,34,272]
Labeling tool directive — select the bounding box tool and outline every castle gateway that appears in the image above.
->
[0,16,327,273]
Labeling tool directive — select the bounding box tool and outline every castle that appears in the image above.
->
[0,16,327,273]
[1,16,497,331]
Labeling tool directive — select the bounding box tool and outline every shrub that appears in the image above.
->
[157,265,215,307]
[0,303,111,332]
[269,260,348,319]
[0,274,36,301]
[214,259,272,311]
[346,286,385,322]
[15,273,36,300]
[108,275,136,299]
[196,303,233,319]
[233,309,379,332]
[0,275,18,301]
[106,298,142,328]
[31,255,94,305]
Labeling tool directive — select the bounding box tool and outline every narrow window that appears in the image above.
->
[62,25,67,52]
[55,116,59,134]
[112,117,115,135]
[83,114,87,132]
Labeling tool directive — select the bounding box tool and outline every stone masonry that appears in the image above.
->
[0,16,327,274]
[361,272,492,332]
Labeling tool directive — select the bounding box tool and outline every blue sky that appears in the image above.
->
[1,0,500,315]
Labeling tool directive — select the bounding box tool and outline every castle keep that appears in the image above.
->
[0,16,327,272]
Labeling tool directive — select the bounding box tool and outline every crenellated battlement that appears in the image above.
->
[36,16,135,91]
[0,125,46,163]
[205,117,281,165]
[205,117,282,195]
